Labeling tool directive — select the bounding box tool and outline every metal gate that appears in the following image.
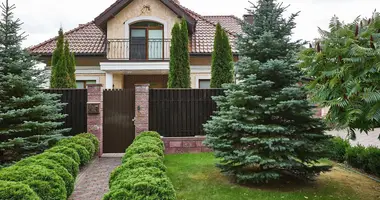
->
[103,89,135,153]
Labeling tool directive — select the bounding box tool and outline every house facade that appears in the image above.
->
[29,0,245,89]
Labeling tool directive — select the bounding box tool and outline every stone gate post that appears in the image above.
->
[87,84,103,157]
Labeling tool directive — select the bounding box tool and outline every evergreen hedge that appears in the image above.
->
[104,131,175,200]
[77,133,100,153]
[0,180,39,200]
[0,133,100,199]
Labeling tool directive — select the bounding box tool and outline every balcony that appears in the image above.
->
[107,39,171,61]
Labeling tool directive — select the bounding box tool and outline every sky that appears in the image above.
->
[2,0,378,48]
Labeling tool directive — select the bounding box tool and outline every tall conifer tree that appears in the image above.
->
[204,0,331,183]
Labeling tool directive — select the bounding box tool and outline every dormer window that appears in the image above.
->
[130,21,164,60]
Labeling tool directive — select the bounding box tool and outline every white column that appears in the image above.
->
[106,72,113,89]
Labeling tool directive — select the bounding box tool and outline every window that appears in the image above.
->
[130,21,164,60]
[76,80,96,89]
[199,79,211,89]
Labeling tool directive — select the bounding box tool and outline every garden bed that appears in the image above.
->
[165,153,380,200]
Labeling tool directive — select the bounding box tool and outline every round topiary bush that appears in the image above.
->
[107,171,175,200]
[36,152,79,177]
[56,142,91,165]
[58,137,95,157]
[47,145,81,164]
[135,131,161,141]
[0,165,67,200]
[124,143,164,160]
[15,157,75,196]
[110,157,166,185]
[76,133,100,153]
[132,136,164,151]
[122,151,163,163]
[110,167,166,188]
[0,180,39,200]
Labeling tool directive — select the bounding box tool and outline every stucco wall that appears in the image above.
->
[107,0,180,39]
[190,71,211,88]
[113,74,124,89]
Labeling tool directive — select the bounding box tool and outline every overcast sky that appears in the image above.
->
[2,0,378,48]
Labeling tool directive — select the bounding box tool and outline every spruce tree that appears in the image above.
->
[204,0,331,183]
[168,19,191,88]
[210,23,234,88]
[0,0,67,165]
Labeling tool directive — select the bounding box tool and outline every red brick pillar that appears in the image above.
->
[135,84,150,136]
[87,84,103,157]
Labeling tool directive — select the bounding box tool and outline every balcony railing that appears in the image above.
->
[107,39,171,61]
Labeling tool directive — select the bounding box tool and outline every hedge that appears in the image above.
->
[15,157,75,196]
[104,131,175,200]
[0,165,67,200]
[0,180,39,200]
[329,137,380,177]
[47,145,81,164]
[0,132,100,200]
[77,133,100,153]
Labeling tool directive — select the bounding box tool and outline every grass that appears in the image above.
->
[165,153,380,200]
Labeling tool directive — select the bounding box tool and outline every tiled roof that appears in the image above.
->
[28,1,241,55]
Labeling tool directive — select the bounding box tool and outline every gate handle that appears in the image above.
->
[132,117,136,122]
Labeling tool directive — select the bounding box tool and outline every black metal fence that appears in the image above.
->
[149,89,224,137]
[42,89,88,136]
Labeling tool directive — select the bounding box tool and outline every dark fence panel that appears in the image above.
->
[149,89,224,137]
[42,89,88,136]
[103,89,136,153]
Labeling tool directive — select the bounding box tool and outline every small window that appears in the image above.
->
[199,79,211,89]
[76,80,96,89]
[131,21,163,27]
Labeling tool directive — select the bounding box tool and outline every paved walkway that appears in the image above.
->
[327,129,380,147]
[69,157,121,200]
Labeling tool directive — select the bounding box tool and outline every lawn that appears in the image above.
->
[165,153,380,200]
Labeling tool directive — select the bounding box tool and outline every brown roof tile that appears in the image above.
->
[28,1,241,55]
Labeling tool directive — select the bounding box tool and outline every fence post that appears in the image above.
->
[87,84,103,157]
[134,84,150,136]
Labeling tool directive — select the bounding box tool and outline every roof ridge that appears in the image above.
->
[28,21,95,51]
[175,3,238,37]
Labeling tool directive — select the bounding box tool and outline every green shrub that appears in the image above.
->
[57,142,91,165]
[122,151,163,163]
[0,180,39,200]
[36,152,79,177]
[0,165,67,200]
[345,145,366,168]
[361,146,380,176]
[105,172,175,200]
[135,131,161,141]
[15,157,75,196]
[47,145,81,164]
[328,137,350,162]
[132,136,164,151]
[110,158,166,186]
[124,143,164,160]
[58,137,95,157]
[76,133,100,153]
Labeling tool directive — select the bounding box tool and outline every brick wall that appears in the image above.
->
[162,136,211,154]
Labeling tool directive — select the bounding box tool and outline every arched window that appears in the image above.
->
[130,21,164,60]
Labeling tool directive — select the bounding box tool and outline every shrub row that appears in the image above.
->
[328,137,380,176]
[0,133,99,200]
[104,131,176,200]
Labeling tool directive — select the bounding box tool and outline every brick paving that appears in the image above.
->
[327,129,380,147]
[69,157,121,200]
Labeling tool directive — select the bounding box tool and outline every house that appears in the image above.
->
[28,0,247,89]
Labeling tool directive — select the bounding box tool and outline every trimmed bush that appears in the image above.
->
[15,157,75,196]
[36,152,79,177]
[110,158,166,186]
[58,137,95,157]
[0,165,66,200]
[57,142,91,165]
[328,137,350,162]
[135,131,161,141]
[124,143,164,160]
[47,145,81,164]
[345,145,366,169]
[132,136,164,151]
[361,147,380,176]
[0,180,39,200]
[76,133,100,153]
